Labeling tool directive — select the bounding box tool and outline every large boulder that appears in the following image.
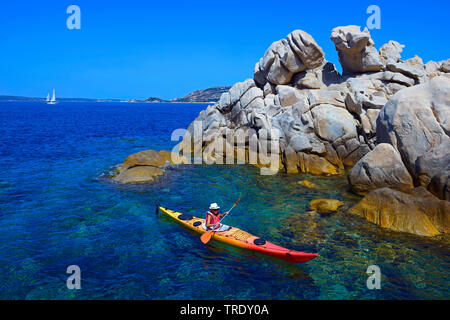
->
[120,150,166,172]
[349,187,450,237]
[218,79,255,113]
[330,25,383,74]
[293,61,343,89]
[286,30,324,69]
[307,89,345,108]
[297,152,339,175]
[254,30,324,86]
[289,133,326,154]
[114,149,186,184]
[379,40,404,65]
[377,76,450,198]
[311,104,357,142]
[348,143,414,194]
[441,59,450,73]
[276,85,303,107]
[415,140,450,200]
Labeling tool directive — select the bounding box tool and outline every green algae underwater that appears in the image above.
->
[0,101,448,299]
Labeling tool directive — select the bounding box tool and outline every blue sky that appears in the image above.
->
[0,0,449,100]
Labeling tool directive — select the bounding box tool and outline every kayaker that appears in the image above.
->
[204,203,231,232]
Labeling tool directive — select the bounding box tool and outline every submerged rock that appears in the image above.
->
[113,166,164,184]
[349,187,449,237]
[309,199,344,213]
[297,180,317,188]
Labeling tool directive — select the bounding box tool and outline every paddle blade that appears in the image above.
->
[200,230,213,244]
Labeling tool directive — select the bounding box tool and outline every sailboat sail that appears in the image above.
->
[46,93,50,102]
[45,89,58,104]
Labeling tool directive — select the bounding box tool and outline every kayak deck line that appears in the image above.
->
[157,206,318,263]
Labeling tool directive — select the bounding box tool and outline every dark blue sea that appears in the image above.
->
[0,101,448,299]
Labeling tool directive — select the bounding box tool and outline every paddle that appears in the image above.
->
[200,197,240,244]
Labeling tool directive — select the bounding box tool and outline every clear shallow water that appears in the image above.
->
[0,101,448,299]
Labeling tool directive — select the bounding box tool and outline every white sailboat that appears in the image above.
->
[46,89,57,104]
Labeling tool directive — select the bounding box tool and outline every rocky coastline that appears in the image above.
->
[113,25,449,238]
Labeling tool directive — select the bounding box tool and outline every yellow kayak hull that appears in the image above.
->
[158,206,317,263]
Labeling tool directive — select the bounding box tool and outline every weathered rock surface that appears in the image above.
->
[379,40,404,65]
[254,30,324,86]
[330,26,383,74]
[297,180,317,188]
[297,152,339,175]
[311,104,357,142]
[310,199,344,213]
[377,76,450,198]
[113,166,165,184]
[158,150,189,165]
[348,143,413,194]
[120,150,166,172]
[113,149,186,184]
[293,62,343,89]
[349,187,450,236]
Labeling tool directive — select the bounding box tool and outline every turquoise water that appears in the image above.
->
[0,101,448,299]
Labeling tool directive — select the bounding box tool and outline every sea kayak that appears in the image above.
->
[157,206,318,263]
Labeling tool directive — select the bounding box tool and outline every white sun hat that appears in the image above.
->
[209,203,220,210]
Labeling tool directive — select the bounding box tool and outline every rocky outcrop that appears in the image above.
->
[379,41,404,65]
[254,30,325,86]
[348,143,414,195]
[113,149,187,184]
[310,199,344,213]
[330,26,383,74]
[177,25,449,189]
[377,76,450,199]
[349,187,450,237]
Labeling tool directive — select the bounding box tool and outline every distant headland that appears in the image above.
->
[1,86,231,104]
[127,86,231,103]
